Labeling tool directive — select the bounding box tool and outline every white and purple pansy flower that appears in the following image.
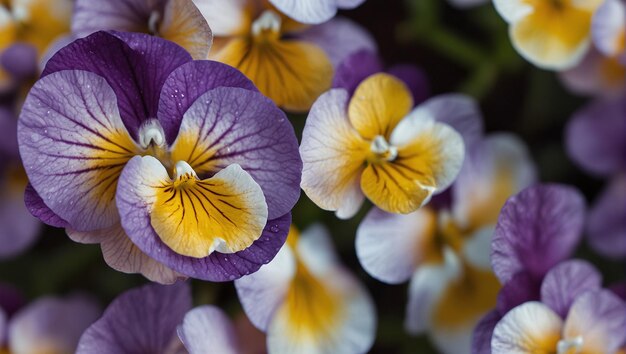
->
[472,183,587,354]
[17,31,302,283]
[1,285,100,354]
[488,259,626,354]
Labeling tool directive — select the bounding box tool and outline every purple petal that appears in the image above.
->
[0,177,41,259]
[540,259,602,318]
[76,282,190,354]
[386,64,430,105]
[0,107,18,159]
[157,60,258,144]
[116,156,292,281]
[496,272,541,315]
[491,184,586,284]
[471,310,501,354]
[23,184,69,228]
[332,49,383,96]
[609,281,626,301]
[587,176,626,259]
[42,31,191,139]
[167,87,302,219]
[565,97,626,177]
[0,44,38,81]
[72,0,163,36]
[297,17,376,67]
[9,295,100,354]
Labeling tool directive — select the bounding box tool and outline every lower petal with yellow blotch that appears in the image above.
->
[236,224,377,354]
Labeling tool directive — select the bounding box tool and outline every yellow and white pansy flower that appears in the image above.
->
[193,0,375,112]
[494,0,604,70]
[356,134,536,354]
[235,224,377,354]
[300,73,466,219]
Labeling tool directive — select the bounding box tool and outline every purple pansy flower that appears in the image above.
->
[1,285,100,354]
[472,184,587,354]
[565,96,626,259]
[487,260,626,354]
[18,31,302,283]
[72,0,212,60]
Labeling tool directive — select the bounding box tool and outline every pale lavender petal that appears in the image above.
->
[566,97,626,177]
[9,295,100,354]
[0,44,37,81]
[559,48,625,97]
[42,31,191,139]
[269,0,336,24]
[386,64,430,104]
[18,70,134,231]
[0,177,41,259]
[297,17,376,67]
[116,157,292,281]
[167,87,302,219]
[587,176,626,259]
[157,60,258,144]
[76,282,190,354]
[496,272,541,315]
[23,184,68,228]
[540,259,602,318]
[472,310,500,354]
[332,49,383,96]
[563,289,626,354]
[491,184,586,284]
[178,306,240,354]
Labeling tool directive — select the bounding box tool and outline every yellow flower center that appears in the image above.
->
[367,135,398,163]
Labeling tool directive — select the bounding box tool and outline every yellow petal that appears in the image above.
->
[0,6,16,50]
[511,2,594,69]
[212,37,333,112]
[348,73,414,140]
[159,0,212,60]
[151,163,268,258]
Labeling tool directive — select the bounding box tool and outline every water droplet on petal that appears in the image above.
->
[269,225,279,233]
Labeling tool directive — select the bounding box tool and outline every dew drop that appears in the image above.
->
[228,275,236,280]
[269,225,279,233]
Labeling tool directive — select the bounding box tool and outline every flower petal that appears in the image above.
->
[72,0,156,36]
[0,107,18,158]
[157,60,258,145]
[496,272,541,315]
[332,49,383,97]
[355,207,438,284]
[540,259,602,318]
[491,302,562,354]
[386,64,430,105]
[212,37,333,112]
[169,87,301,220]
[472,310,501,354]
[566,97,626,177]
[300,89,368,219]
[178,306,240,354]
[563,290,626,354]
[587,176,626,259]
[24,184,68,228]
[191,0,250,37]
[158,0,213,60]
[348,73,414,139]
[42,31,191,139]
[592,0,626,58]
[9,295,100,354]
[67,224,184,284]
[493,0,533,23]
[18,70,139,231]
[491,184,586,284]
[76,282,191,353]
[269,0,336,24]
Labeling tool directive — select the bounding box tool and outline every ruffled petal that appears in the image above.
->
[18,70,139,231]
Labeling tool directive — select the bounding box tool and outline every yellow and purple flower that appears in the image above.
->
[18,31,302,283]
[235,224,377,354]
[195,0,375,112]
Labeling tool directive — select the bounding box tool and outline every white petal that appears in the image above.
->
[178,305,240,354]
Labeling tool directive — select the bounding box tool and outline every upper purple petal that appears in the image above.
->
[491,184,586,284]
[332,49,383,96]
[386,64,430,105]
[42,31,191,140]
[471,310,501,354]
[76,282,190,354]
[23,184,69,228]
[496,272,541,315]
[565,97,626,177]
[587,176,626,259]
[157,60,258,144]
[540,259,602,318]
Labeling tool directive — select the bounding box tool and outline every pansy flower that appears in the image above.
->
[267,0,366,24]
[494,0,603,70]
[472,184,587,354]
[235,224,376,354]
[72,0,213,60]
[356,133,535,354]
[1,286,100,354]
[566,97,626,259]
[18,31,302,283]
[195,0,375,112]
[300,73,466,219]
[489,260,626,354]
